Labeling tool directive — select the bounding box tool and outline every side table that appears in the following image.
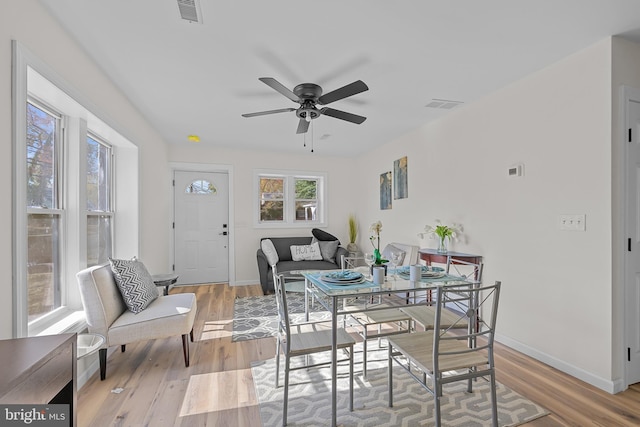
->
[77,333,105,359]
[153,273,179,295]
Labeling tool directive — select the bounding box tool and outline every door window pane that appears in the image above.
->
[27,103,58,209]
[27,213,61,322]
[185,179,216,194]
[87,215,112,267]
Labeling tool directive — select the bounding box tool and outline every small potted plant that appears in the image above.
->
[347,214,359,253]
[419,220,463,253]
[369,221,389,273]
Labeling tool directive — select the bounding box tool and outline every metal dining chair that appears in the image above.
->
[273,273,355,426]
[388,281,502,427]
[341,255,411,377]
[401,261,483,332]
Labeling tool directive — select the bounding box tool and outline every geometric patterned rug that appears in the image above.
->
[232,293,331,341]
[252,351,550,426]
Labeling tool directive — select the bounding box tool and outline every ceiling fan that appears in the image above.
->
[241,77,369,134]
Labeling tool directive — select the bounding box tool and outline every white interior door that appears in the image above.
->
[625,92,640,385]
[174,171,229,284]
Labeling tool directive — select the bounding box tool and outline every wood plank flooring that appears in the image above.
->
[77,283,640,426]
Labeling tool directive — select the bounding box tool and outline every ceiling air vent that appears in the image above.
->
[177,0,202,24]
[425,99,464,110]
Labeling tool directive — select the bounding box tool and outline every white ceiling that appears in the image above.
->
[38,0,640,157]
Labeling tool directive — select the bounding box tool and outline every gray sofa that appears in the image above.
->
[257,236,348,294]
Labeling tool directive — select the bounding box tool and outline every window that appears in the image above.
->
[254,170,326,227]
[185,179,216,195]
[26,101,63,323]
[86,135,113,267]
[13,44,140,337]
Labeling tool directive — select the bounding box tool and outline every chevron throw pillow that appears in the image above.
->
[109,257,160,314]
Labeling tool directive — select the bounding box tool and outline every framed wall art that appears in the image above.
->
[394,156,408,199]
[380,171,392,210]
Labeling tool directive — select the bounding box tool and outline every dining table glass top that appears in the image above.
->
[300,267,472,297]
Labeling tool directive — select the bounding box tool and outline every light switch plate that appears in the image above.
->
[559,214,586,231]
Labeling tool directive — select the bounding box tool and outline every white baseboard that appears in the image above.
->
[496,333,621,394]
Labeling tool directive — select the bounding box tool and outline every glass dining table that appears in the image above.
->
[299,267,475,427]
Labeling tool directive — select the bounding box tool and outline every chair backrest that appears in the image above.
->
[433,281,501,371]
[443,258,483,283]
[76,264,127,339]
[383,243,419,267]
[273,273,292,351]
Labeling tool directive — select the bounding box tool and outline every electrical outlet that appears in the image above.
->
[558,214,586,231]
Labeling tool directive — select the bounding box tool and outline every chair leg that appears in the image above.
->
[490,372,498,427]
[275,338,281,388]
[387,344,393,407]
[434,381,443,427]
[190,328,194,342]
[362,327,369,378]
[283,356,290,426]
[182,333,190,367]
[349,344,354,412]
[121,344,126,352]
[99,348,107,381]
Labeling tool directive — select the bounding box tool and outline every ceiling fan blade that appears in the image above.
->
[320,107,366,124]
[242,107,296,118]
[296,118,310,134]
[318,80,369,105]
[259,77,299,102]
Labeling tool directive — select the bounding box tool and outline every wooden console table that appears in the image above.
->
[0,333,77,427]
[419,248,483,281]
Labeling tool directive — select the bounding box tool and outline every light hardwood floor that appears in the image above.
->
[78,283,640,426]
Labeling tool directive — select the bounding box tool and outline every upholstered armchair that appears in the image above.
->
[76,263,197,380]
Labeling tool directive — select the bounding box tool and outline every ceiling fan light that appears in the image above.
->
[305,112,311,122]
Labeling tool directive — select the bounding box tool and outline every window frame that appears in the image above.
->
[12,41,140,338]
[253,169,327,228]
[86,132,114,267]
[24,98,67,329]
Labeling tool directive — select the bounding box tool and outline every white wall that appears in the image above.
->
[0,1,172,339]
[352,38,616,390]
[3,0,637,394]
[167,145,355,285]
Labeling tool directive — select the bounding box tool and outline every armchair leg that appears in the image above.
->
[99,348,107,381]
[121,344,126,352]
[182,333,190,367]
[190,328,194,342]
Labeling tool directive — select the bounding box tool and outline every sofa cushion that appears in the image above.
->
[312,228,340,244]
[269,237,313,262]
[312,237,340,263]
[260,239,279,266]
[109,257,159,314]
[291,242,323,261]
[276,259,341,274]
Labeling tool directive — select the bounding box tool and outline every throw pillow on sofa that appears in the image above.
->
[312,237,340,263]
[291,242,323,261]
[312,228,340,244]
[109,257,159,314]
[261,238,280,266]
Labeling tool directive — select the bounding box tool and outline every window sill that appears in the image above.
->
[32,310,87,337]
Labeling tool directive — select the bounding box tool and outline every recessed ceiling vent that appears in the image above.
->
[425,99,464,110]
[177,0,202,24]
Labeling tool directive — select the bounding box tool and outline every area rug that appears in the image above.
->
[232,293,331,341]
[252,351,549,426]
